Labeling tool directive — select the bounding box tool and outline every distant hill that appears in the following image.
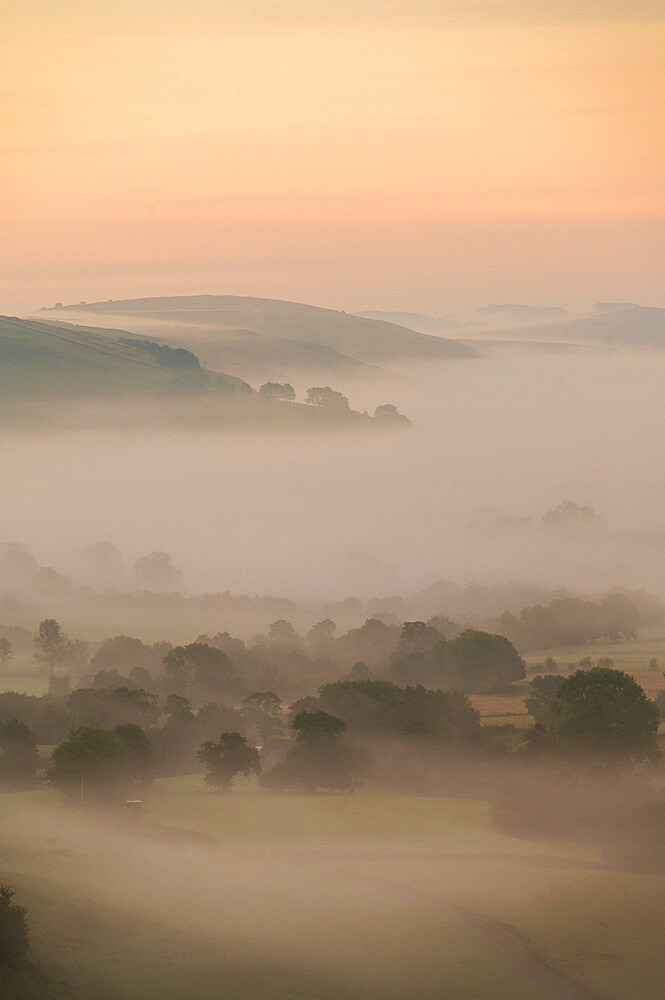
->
[35,296,474,378]
[479,304,665,348]
[476,304,569,322]
[354,311,460,334]
[0,315,251,398]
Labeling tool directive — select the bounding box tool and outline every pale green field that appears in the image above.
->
[3,779,665,999]
[0,673,49,697]
[139,779,665,1000]
[2,785,560,1000]
[525,626,665,698]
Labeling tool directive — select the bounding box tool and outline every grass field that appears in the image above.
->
[0,673,50,697]
[524,626,665,699]
[3,786,561,1000]
[3,780,665,1000]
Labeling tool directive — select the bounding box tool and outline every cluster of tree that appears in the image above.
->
[118,337,200,371]
[523,668,660,761]
[0,542,185,597]
[0,614,530,767]
[304,387,411,424]
[47,723,152,802]
[34,673,489,799]
[0,719,40,788]
[0,885,29,973]
[0,884,66,999]
[540,499,603,531]
[494,593,639,651]
[388,623,525,692]
[492,667,665,869]
[290,678,481,743]
[259,382,295,400]
[260,710,364,792]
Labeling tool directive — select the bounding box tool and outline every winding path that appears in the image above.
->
[328,863,613,1000]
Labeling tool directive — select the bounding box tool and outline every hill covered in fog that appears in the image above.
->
[0,315,413,431]
[34,295,475,381]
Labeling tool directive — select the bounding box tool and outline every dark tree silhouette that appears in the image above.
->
[197,732,260,790]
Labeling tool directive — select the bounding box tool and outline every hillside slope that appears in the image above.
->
[0,316,250,397]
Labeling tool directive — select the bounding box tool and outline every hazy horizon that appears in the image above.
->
[2,0,664,316]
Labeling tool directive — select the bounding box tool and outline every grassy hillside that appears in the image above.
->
[35,296,475,371]
[0,316,252,399]
[0,316,175,397]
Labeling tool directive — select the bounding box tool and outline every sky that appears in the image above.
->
[2,0,664,317]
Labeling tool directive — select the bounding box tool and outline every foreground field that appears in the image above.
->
[3,781,664,999]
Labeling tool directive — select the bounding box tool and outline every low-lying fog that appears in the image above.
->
[2,347,664,602]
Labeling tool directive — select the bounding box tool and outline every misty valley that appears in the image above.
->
[1,294,664,1000]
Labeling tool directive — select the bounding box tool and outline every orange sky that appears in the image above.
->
[2,0,664,315]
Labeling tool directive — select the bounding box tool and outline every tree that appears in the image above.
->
[0,639,12,672]
[306,618,336,654]
[114,723,152,782]
[305,386,350,410]
[599,594,639,641]
[524,675,562,725]
[373,403,412,426]
[548,668,660,762]
[67,687,158,730]
[259,382,296,401]
[163,643,242,700]
[241,692,282,742]
[158,696,198,773]
[451,629,526,692]
[380,686,480,742]
[48,726,125,801]
[164,693,192,717]
[32,566,72,596]
[0,544,38,591]
[197,732,260,790]
[540,500,602,531]
[267,620,300,646]
[79,541,124,586]
[263,710,363,793]
[133,551,181,590]
[292,709,346,741]
[90,635,160,675]
[0,885,29,967]
[0,718,40,786]
[34,619,71,679]
[196,702,244,743]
